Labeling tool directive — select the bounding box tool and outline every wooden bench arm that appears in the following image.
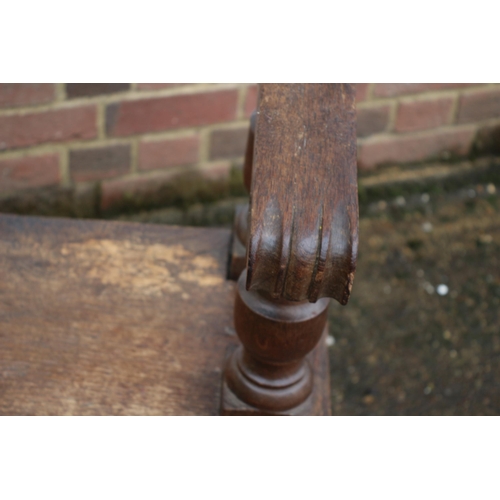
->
[246,84,359,304]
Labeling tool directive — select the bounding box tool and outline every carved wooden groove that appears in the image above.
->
[247,84,358,304]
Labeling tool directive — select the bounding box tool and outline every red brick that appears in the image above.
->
[355,83,369,103]
[357,104,390,138]
[0,106,97,151]
[0,154,60,192]
[66,83,130,99]
[209,127,248,160]
[136,84,188,90]
[70,144,131,182]
[358,127,476,170]
[0,84,56,109]
[457,88,500,124]
[374,83,477,98]
[244,85,258,118]
[395,97,454,133]
[106,90,238,137]
[139,135,200,171]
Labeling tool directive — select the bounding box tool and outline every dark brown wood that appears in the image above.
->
[0,214,243,415]
[243,111,256,192]
[228,111,255,280]
[221,324,331,416]
[227,203,249,280]
[222,84,357,415]
[247,84,358,304]
[221,270,330,415]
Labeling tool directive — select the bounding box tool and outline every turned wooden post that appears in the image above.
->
[222,84,358,415]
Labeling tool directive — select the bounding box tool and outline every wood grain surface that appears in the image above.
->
[247,84,358,304]
[0,214,238,415]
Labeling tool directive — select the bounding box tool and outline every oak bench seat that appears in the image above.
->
[0,213,330,415]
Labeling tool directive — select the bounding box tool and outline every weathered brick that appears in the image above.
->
[0,106,97,151]
[106,90,238,137]
[0,84,56,109]
[0,181,101,218]
[101,175,159,211]
[0,154,60,192]
[355,83,369,103]
[66,84,130,99]
[244,85,258,118]
[139,135,200,171]
[357,104,391,138]
[136,84,188,91]
[209,127,248,160]
[395,97,454,133]
[457,88,500,124]
[200,162,232,180]
[374,83,476,98]
[70,144,131,182]
[101,163,230,212]
[358,127,476,170]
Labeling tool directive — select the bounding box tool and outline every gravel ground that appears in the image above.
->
[328,183,500,415]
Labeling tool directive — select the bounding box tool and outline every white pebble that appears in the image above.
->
[486,183,496,195]
[479,234,493,245]
[395,196,406,206]
[326,335,335,347]
[422,222,433,233]
[421,193,430,203]
[437,284,449,296]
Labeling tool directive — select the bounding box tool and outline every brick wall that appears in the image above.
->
[1,83,499,216]
[356,83,500,170]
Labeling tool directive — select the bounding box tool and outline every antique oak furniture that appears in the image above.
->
[0,84,358,416]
